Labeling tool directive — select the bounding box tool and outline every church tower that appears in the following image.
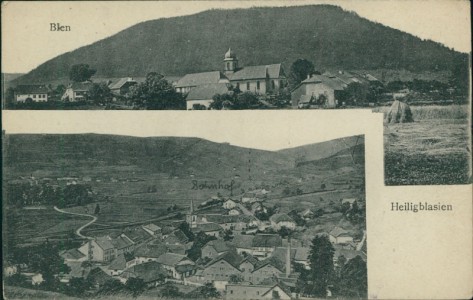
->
[186,199,197,228]
[224,48,238,75]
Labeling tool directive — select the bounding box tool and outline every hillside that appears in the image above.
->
[12,5,467,85]
[3,134,291,179]
[278,135,363,162]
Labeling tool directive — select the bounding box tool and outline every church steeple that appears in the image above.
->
[186,199,197,228]
[224,48,238,75]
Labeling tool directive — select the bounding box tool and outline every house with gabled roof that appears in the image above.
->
[78,236,116,263]
[14,85,49,102]
[62,82,94,102]
[193,222,223,238]
[233,234,282,258]
[121,261,167,287]
[108,253,135,276]
[134,243,168,264]
[156,253,195,279]
[186,83,232,110]
[270,213,296,230]
[201,240,234,259]
[108,77,137,96]
[175,71,229,93]
[329,227,354,245]
[163,229,190,245]
[199,250,243,282]
[291,74,347,108]
[142,223,162,237]
[226,282,292,300]
[60,248,87,263]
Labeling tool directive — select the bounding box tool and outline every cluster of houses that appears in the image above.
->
[13,47,382,110]
[5,191,365,298]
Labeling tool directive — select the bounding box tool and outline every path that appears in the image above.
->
[53,206,97,239]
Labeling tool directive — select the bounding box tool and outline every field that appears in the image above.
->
[4,134,365,245]
[374,104,471,185]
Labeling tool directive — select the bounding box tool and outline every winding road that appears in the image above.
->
[53,206,97,239]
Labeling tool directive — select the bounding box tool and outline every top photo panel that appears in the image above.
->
[2,0,471,186]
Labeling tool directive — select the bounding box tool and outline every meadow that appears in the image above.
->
[374,104,471,185]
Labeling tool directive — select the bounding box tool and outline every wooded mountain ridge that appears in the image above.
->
[12,5,468,85]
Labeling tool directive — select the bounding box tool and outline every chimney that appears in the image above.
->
[307,74,311,79]
[286,241,291,277]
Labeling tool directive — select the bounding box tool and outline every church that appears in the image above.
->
[175,49,287,109]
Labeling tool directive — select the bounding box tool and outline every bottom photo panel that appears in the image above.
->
[3,113,370,300]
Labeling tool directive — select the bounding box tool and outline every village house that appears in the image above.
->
[14,85,49,102]
[341,198,357,209]
[225,283,292,300]
[142,223,162,237]
[108,77,137,96]
[121,261,167,287]
[111,234,135,256]
[201,240,234,259]
[193,222,223,238]
[78,236,116,263]
[300,208,315,220]
[108,253,135,276]
[61,82,94,102]
[291,74,346,108]
[270,213,296,230]
[134,242,168,264]
[329,227,354,245]
[31,273,45,286]
[233,234,282,259]
[156,253,196,280]
[202,214,260,231]
[223,199,237,210]
[185,83,232,110]
[198,251,243,282]
[60,248,88,263]
[175,71,229,93]
[163,229,190,245]
[228,209,240,216]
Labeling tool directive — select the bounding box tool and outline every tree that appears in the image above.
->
[337,256,367,298]
[223,229,234,241]
[4,87,16,108]
[288,58,316,89]
[160,284,182,298]
[69,64,96,82]
[66,277,92,296]
[125,277,147,298]
[233,92,261,109]
[94,203,100,215]
[229,274,244,283]
[187,232,216,261]
[89,82,112,105]
[178,222,195,241]
[307,235,335,297]
[190,282,220,298]
[129,72,185,109]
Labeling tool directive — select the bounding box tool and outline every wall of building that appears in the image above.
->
[304,83,336,108]
[201,260,241,281]
[16,94,48,102]
[226,285,272,300]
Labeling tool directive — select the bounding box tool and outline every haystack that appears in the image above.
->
[385,100,414,123]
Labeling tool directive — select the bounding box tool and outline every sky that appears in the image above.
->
[1,0,471,74]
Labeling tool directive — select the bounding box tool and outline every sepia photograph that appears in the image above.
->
[3,112,368,299]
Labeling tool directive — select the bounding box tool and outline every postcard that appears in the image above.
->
[2,1,472,299]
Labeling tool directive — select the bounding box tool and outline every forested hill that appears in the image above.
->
[13,5,468,84]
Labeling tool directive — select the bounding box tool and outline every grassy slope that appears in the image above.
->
[375,105,471,185]
[12,5,466,85]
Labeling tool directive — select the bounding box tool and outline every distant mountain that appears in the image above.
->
[2,73,25,83]
[3,134,361,179]
[12,5,467,85]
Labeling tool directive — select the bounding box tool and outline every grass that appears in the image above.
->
[376,104,472,185]
[3,285,78,300]
[374,104,470,120]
